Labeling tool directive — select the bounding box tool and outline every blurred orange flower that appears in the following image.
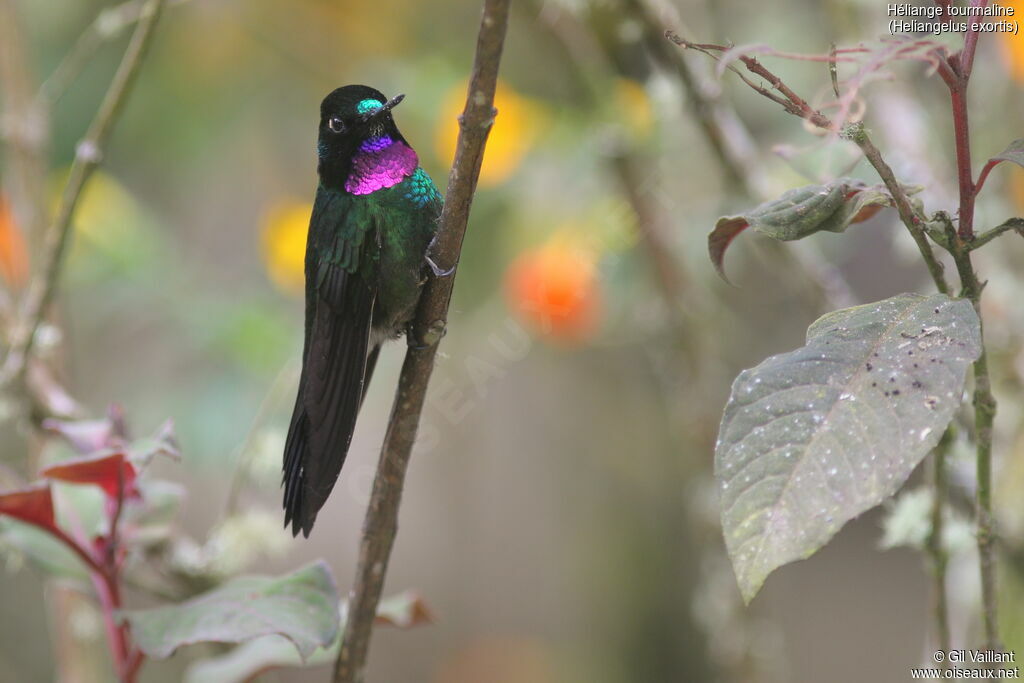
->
[0,195,29,288]
[997,0,1024,81]
[504,238,601,345]
[260,201,310,294]
[435,80,545,186]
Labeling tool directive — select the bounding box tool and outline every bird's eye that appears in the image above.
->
[328,117,345,133]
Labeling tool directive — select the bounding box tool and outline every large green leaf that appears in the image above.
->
[122,560,339,661]
[709,179,918,281]
[715,293,980,602]
[183,591,434,683]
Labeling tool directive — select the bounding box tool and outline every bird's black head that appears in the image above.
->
[317,85,407,189]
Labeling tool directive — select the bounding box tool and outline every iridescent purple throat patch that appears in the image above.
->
[345,138,418,195]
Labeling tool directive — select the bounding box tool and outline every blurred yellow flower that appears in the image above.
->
[62,170,144,252]
[261,201,311,294]
[613,78,654,137]
[435,80,545,186]
[997,0,1024,81]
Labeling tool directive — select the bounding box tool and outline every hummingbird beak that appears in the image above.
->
[361,94,405,123]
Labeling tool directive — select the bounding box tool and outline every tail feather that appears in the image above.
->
[282,279,375,538]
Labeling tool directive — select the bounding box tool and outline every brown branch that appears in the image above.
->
[844,126,950,294]
[0,0,167,387]
[665,32,950,295]
[331,1,511,681]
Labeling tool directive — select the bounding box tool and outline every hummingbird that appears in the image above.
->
[282,85,442,538]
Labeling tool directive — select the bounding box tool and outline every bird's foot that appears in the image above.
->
[425,234,456,277]
[425,253,456,278]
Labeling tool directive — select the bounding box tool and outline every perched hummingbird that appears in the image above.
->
[283,85,442,537]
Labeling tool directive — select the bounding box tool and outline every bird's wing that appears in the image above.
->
[283,189,377,537]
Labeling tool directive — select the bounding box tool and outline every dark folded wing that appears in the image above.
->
[283,190,376,537]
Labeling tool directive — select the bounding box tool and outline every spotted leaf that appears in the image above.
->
[715,293,980,602]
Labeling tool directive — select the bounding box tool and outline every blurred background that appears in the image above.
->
[2,0,1024,681]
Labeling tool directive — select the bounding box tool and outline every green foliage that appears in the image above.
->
[122,561,340,661]
[715,294,980,602]
[709,179,920,281]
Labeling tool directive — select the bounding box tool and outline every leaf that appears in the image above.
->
[43,404,127,454]
[40,452,139,500]
[128,418,181,468]
[715,293,980,602]
[183,591,435,683]
[978,139,1024,195]
[708,179,918,281]
[988,138,1024,170]
[0,484,57,531]
[122,560,340,661]
[0,521,91,582]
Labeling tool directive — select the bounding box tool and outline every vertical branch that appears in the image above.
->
[0,0,167,386]
[331,1,511,681]
[949,86,975,240]
[939,5,1000,648]
[945,218,999,650]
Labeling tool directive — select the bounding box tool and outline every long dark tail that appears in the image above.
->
[282,284,377,537]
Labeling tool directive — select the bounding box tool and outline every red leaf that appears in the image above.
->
[0,484,57,531]
[708,217,749,284]
[40,452,138,500]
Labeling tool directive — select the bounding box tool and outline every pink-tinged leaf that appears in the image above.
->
[977,139,1024,195]
[40,452,139,500]
[43,405,128,454]
[708,179,920,282]
[0,484,57,530]
[27,361,84,419]
[989,138,1024,169]
[708,217,748,284]
[184,590,434,682]
[129,419,181,469]
[122,561,340,661]
[374,591,436,629]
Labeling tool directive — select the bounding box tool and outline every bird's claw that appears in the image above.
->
[426,254,456,278]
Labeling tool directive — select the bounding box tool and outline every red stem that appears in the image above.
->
[960,0,990,81]
[974,159,1000,197]
[92,571,132,681]
[950,84,976,239]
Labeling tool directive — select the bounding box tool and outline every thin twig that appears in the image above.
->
[844,126,950,294]
[37,0,188,107]
[665,33,951,295]
[0,0,167,387]
[331,1,511,681]
[969,218,1024,251]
